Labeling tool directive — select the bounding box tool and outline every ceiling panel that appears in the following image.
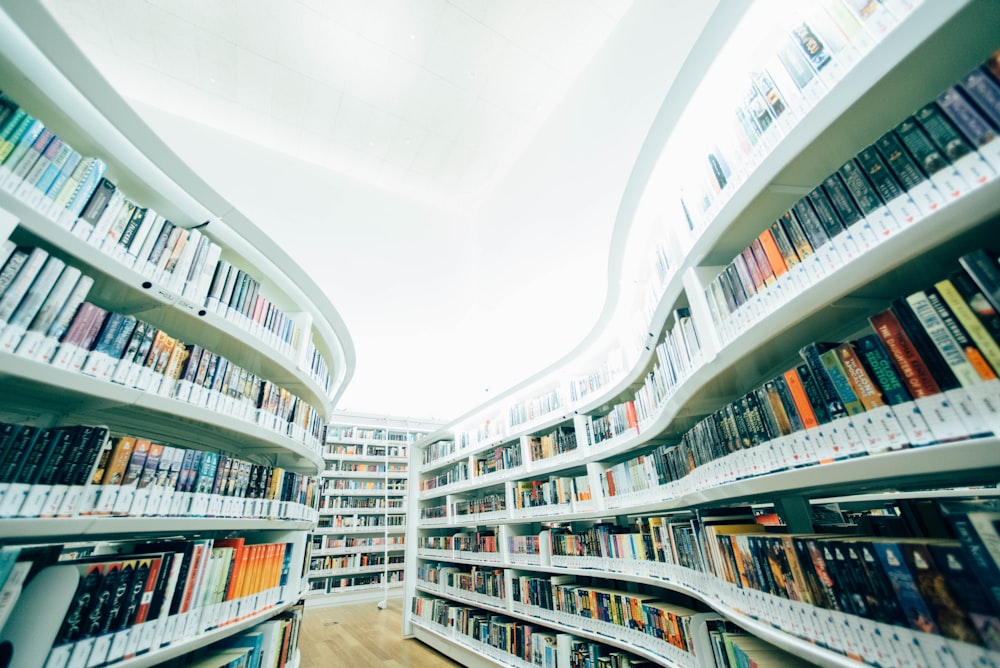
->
[43,0,635,209]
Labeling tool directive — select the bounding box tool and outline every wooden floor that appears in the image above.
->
[298,598,463,668]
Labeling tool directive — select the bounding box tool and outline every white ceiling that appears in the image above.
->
[42,0,634,211]
[40,0,719,421]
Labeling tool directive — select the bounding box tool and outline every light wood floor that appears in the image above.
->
[298,598,463,668]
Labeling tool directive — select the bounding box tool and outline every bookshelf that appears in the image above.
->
[305,414,439,607]
[404,2,1000,667]
[0,2,349,667]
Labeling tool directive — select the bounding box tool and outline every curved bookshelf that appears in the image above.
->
[406,1,1000,666]
[0,2,334,666]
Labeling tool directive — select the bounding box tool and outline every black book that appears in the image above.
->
[806,186,846,241]
[76,177,116,229]
[821,172,863,228]
[855,540,909,626]
[928,542,1000,650]
[9,426,61,489]
[888,297,961,392]
[936,86,997,150]
[949,267,1000,344]
[875,130,929,190]
[959,67,1000,129]
[855,145,905,205]
[777,209,815,261]
[798,342,846,420]
[959,249,1000,314]
[915,102,975,163]
[0,425,41,484]
[768,218,802,270]
[895,116,950,177]
[52,562,105,645]
[86,560,124,638]
[103,559,138,633]
[790,198,830,252]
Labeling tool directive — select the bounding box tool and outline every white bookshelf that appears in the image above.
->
[404,1,1000,667]
[305,413,439,607]
[0,1,351,666]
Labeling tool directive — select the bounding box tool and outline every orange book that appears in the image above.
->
[783,368,820,429]
[214,537,246,601]
[624,400,638,431]
[757,228,788,277]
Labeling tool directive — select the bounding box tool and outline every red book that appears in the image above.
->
[868,309,942,398]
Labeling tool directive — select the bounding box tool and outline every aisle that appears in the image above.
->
[299,598,462,667]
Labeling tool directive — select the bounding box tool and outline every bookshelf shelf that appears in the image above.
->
[0,353,325,474]
[405,1,1000,666]
[0,192,335,415]
[0,516,315,544]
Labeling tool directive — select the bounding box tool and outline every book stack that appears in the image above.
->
[706,55,1000,345]
[0,538,295,668]
[0,243,326,450]
[0,421,319,521]
[451,491,506,519]
[420,460,469,492]
[177,607,304,668]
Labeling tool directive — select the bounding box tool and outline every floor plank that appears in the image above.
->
[299,598,462,667]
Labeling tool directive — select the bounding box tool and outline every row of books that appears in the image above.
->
[204,259,310,372]
[528,425,578,462]
[0,422,317,521]
[420,504,448,521]
[452,492,506,517]
[165,608,303,668]
[420,461,469,492]
[411,595,655,668]
[508,388,563,428]
[318,496,403,510]
[322,461,405,473]
[311,535,405,553]
[513,475,583,510]
[507,535,542,560]
[550,522,649,564]
[447,566,507,601]
[0,537,293,668]
[597,250,1000,503]
[512,574,697,655]
[584,402,638,450]
[0,93,336,391]
[318,513,405,528]
[320,478,406,491]
[324,425,419,443]
[677,0,922,237]
[421,439,456,467]
[476,440,524,476]
[706,56,1000,346]
[308,552,403,572]
[703,618,812,668]
[0,243,326,448]
[458,415,506,451]
[320,571,403,591]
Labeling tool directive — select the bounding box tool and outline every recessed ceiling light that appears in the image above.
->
[404,137,412,145]
[409,34,416,40]
[368,140,376,147]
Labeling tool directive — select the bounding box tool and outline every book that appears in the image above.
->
[0,246,50,326]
